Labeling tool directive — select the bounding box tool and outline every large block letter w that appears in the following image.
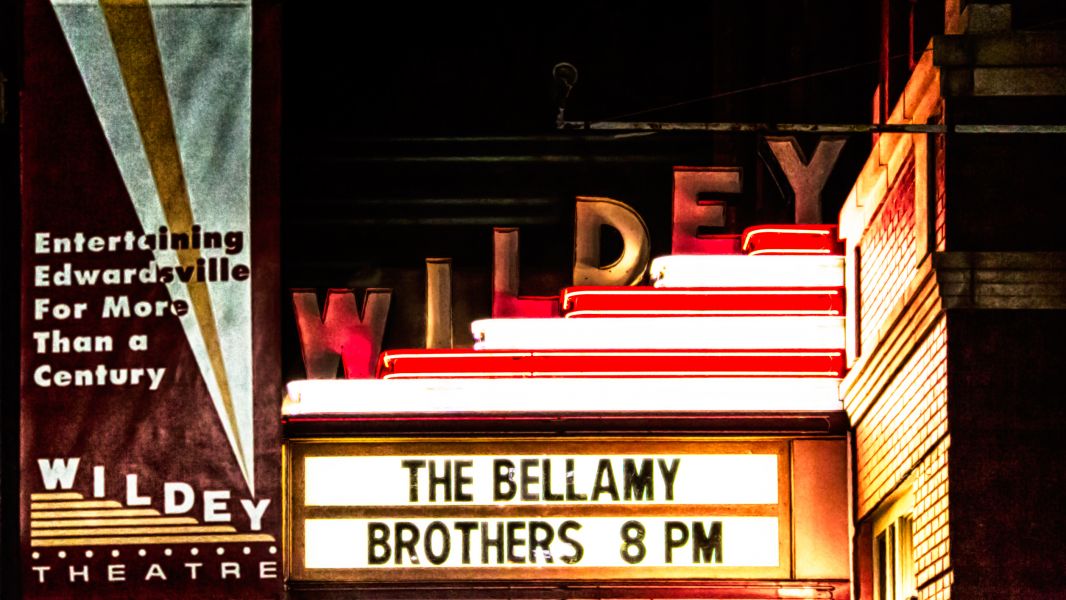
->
[292,289,392,378]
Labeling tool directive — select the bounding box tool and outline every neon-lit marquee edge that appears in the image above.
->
[282,378,843,418]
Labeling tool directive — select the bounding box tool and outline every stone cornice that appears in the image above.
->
[935,251,1066,309]
[843,251,1066,427]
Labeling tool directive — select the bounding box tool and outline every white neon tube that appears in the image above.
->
[650,255,845,288]
[471,316,845,350]
[283,377,844,416]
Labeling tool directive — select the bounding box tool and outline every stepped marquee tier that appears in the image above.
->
[282,225,848,418]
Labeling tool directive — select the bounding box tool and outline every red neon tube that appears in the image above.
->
[377,349,845,379]
[561,286,844,317]
[740,224,843,255]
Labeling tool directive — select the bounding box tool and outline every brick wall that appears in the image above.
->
[914,437,951,600]
[839,30,958,600]
[849,149,950,596]
[920,569,953,600]
[858,158,917,354]
[946,311,1066,597]
[854,318,946,517]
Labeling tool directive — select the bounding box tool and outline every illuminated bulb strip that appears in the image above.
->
[651,255,845,288]
[472,316,845,350]
[283,377,844,416]
[561,287,844,317]
[377,349,844,378]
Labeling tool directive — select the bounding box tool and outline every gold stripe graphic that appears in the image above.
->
[31,534,276,547]
[31,500,123,510]
[33,525,238,538]
[99,0,249,488]
[33,517,199,528]
[31,492,84,501]
[32,509,160,519]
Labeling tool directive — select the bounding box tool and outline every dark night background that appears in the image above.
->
[279,1,937,378]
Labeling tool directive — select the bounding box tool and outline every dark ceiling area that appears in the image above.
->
[279,1,910,371]
[283,2,886,135]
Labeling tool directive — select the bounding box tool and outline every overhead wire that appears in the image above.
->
[600,53,910,122]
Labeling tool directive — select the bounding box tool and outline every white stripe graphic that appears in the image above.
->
[51,0,256,493]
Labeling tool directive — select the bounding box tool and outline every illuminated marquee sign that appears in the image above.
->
[287,439,791,581]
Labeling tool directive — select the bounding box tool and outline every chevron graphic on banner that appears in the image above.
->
[50,0,256,493]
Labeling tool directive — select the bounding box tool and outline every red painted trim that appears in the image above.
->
[377,349,845,378]
[740,225,843,255]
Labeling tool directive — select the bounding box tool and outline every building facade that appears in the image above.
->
[841,2,1066,597]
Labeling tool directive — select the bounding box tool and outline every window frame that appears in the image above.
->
[872,488,916,600]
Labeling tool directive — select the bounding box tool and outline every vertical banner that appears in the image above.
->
[20,0,281,597]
